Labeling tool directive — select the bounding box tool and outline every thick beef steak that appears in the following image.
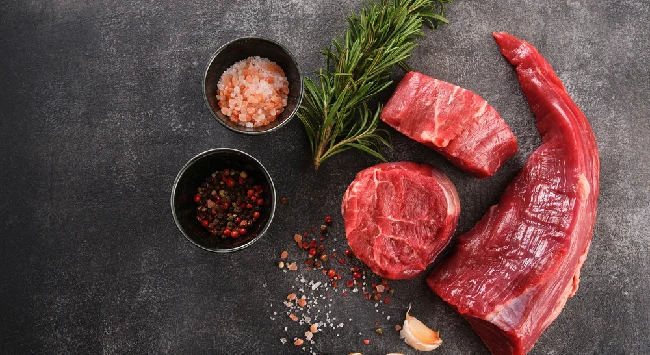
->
[381,71,518,178]
[342,162,460,280]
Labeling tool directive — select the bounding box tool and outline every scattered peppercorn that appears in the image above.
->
[280,197,288,204]
[375,328,383,335]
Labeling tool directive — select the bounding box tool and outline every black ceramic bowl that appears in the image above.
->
[171,148,276,252]
[203,37,303,135]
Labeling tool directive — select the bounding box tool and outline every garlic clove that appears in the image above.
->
[400,309,442,351]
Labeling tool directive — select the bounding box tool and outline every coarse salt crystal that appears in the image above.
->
[312,281,321,290]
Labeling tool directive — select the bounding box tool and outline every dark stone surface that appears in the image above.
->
[1,0,648,354]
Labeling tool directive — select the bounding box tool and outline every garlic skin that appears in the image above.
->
[400,310,442,351]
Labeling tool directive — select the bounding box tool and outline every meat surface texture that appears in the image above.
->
[342,162,460,280]
[380,71,518,178]
[427,33,600,355]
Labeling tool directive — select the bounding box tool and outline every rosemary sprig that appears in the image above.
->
[297,0,450,170]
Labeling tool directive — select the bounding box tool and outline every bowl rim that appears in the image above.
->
[202,36,304,135]
[170,148,277,253]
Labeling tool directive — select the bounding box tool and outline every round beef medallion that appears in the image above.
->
[342,162,460,279]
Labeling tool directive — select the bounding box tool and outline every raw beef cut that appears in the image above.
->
[380,72,518,178]
[427,32,600,355]
[342,162,460,280]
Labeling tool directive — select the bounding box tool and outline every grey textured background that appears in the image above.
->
[1,0,649,354]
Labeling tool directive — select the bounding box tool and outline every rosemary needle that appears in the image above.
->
[297,0,450,170]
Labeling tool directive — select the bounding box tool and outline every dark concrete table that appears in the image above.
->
[1,1,648,354]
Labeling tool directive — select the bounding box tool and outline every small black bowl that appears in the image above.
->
[203,37,303,134]
[171,148,276,252]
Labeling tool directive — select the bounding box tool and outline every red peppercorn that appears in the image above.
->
[338,258,344,264]
[222,169,229,176]
[247,189,254,197]
[201,220,209,227]
[211,210,217,215]
[239,228,247,235]
[253,212,260,219]
[226,178,235,187]
[238,177,245,185]
[234,217,241,224]
[231,230,240,238]
[384,297,391,304]
[222,202,229,209]
[223,228,231,236]
[325,215,332,223]
[363,339,370,345]
[345,249,353,257]
[246,203,253,209]
[193,194,201,203]
[346,280,354,288]
[327,269,336,278]
[239,220,247,227]
[309,248,317,257]
[256,198,264,206]
[280,197,288,204]
[352,271,362,279]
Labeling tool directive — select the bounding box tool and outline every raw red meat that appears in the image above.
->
[342,162,460,280]
[381,72,518,178]
[427,33,600,355]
